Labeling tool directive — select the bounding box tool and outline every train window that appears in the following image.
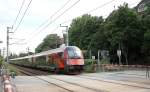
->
[67,47,82,59]
[58,52,63,58]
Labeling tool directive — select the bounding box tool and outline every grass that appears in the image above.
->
[3,62,22,76]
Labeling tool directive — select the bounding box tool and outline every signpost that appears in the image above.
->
[97,50,100,71]
[117,50,122,65]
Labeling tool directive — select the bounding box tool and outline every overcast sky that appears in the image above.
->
[0,0,141,55]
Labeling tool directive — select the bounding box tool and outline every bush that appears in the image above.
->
[100,58,110,64]
[84,59,97,73]
[0,56,4,68]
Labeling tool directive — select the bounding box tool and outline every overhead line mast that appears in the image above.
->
[7,27,13,62]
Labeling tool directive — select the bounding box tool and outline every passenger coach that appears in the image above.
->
[10,46,84,73]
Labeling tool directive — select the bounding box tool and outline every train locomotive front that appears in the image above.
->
[63,46,84,73]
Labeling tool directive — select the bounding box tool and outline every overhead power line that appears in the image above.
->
[53,0,115,27]
[22,0,115,46]
[26,0,72,40]
[86,0,115,14]
[40,0,80,32]
[25,0,80,43]
[12,0,26,28]
[41,0,115,35]
[13,0,33,33]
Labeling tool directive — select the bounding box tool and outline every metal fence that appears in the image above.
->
[87,64,150,78]
[85,63,150,78]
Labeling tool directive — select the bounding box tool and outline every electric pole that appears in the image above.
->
[60,24,69,46]
[2,48,5,57]
[0,49,1,56]
[26,47,30,55]
[6,27,13,62]
[97,50,100,71]
[0,41,2,56]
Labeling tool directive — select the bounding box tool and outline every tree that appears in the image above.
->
[88,23,110,56]
[69,14,104,50]
[141,3,150,64]
[35,34,63,53]
[0,56,3,68]
[103,4,143,64]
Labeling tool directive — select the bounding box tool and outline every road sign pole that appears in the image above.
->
[97,50,100,71]
[117,50,122,65]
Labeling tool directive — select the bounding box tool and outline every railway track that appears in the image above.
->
[14,65,150,92]
[110,72,147,79]
[108,72,150,85]
[15,65,107,92]
[46,76,107,92]
[12,64,50,75]
[76,74,150,89]
[115,72,146,77]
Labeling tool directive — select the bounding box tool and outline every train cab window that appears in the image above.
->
[67,47,82,59]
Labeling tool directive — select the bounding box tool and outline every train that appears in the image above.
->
[10,46,84,73]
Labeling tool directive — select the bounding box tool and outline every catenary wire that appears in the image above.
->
[12,0,26,28]
[24,0,72,42]
[13,0,33,33]
[25,0,80,43]
[25,0,115,44]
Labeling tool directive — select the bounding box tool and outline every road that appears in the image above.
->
[12,70,150,92]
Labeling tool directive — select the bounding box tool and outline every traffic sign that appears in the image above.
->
[117,50,121,57]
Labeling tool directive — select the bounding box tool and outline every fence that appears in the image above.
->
[84,63,150,78]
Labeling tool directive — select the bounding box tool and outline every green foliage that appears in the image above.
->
[0,56,3,67]
[141,3,150,64]
[100,58,110,64]
[104,4,144,64]
[69,14,104,50]
[84,59,96,73]
[68,3,150,65]
[35,34,63,53]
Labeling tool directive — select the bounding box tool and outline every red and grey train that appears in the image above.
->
[10,46,84,73]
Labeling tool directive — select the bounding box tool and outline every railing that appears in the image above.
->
[86,64,150,78]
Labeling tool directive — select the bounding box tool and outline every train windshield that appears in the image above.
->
[67,47,82,59]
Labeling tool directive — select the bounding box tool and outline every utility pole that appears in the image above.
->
[97,50,100,71]
[26,47,30,55]
[60,24,69,46]
[2,48,5,57]
[0,49,1,56]
[6,27,13,62]
[0,41,2,56]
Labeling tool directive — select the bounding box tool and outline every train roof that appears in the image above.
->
[10,46,66,61]
[10,46,80,61]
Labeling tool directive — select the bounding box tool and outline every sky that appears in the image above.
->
[0,0,141,55]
